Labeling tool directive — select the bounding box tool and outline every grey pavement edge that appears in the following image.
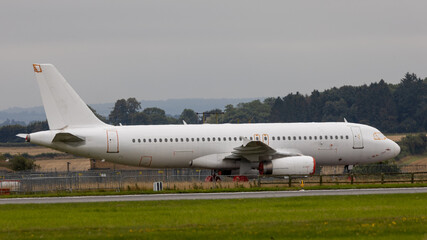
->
[1,187,426,205]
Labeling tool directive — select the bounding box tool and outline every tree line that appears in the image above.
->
[0,72,425,143]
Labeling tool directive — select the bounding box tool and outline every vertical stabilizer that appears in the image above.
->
[33,64,107,129]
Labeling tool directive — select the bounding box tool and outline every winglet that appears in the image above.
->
[242,136,251,146]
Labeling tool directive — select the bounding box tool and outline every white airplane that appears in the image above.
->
[18,64,400,179]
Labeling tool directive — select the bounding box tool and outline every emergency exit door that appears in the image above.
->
[107,130,119,153]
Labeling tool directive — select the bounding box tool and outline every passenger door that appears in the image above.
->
[350,126,364,149]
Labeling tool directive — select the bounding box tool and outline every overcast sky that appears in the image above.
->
[1,1,426,111]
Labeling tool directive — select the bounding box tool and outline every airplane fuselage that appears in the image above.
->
[29,122,400,169]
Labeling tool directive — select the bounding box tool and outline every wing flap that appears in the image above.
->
[232,140,276,162]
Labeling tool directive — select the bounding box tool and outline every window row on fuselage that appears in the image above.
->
[131,135,350,143]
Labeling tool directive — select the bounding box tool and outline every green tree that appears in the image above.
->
[10,155,37,171]
[393,73,426,132]
[179,109,199,124]
[142,107,174,125]
[400,134,427,155]
[108,98,142,125]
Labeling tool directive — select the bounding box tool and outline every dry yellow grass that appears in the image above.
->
[385,134,405,142]
[35,158,90,172]
[0,146,61,155]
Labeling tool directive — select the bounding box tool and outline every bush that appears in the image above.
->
[400,133,427,155]
[352,163,401,174]
[10,155,38,171]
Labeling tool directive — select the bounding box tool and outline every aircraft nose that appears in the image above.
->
[391,141,401,157]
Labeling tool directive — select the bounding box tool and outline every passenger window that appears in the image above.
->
[180,138,184,142]
[223,137,226,141]
[143,139,146,143]
[309,136,312,140]
[170,138,173,142]
[304,136,307,140]
[239,137,242,141]
[250,137,253,140]
[325,136,328,140]
[154,138,157,143]
[288,136,291,140]
[272,136,275,141]
[197,138,200,142]
[335,136,338,139]
[314,136,317,140]
[293,136,296,140]
[175,138,178,142]
[234,137,237,141]
[218,137,221,142]
[159,138,162,142]
[191,138,194,142]
[132,139,135,143]
[212,137,215,142]
[346,135,349,139]
[165,138,168,142]
[149,139,152,143]
[264,137,267,141]
[138,139,141,143]
[207,137,210,142]
[186,138,189,142]
[320,136,323,140]
[330,136,333,140]
[202,137,205,142]
[340,136,343,139]
[229,137,232,141]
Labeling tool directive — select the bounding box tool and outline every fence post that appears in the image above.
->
[351,174,354,185]
[257,175,261,187]
[319,175,323,186]
[411,173,414,184]
[381,173,384,184]
[288,176,292,187]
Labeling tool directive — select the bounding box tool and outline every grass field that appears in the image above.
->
[0,193,426,240]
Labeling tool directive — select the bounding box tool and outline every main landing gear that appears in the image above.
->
[204,170,249,182]
[205,170,221,182]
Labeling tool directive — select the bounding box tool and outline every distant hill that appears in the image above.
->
[0,98,260,124]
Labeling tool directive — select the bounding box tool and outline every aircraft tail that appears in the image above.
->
[32,64,107,130]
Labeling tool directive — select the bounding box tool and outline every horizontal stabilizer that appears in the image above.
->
[52,132,85,142]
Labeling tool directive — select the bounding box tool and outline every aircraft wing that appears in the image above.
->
[227,140,301,162]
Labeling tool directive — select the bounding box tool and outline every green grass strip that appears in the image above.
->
[0,193,426,239]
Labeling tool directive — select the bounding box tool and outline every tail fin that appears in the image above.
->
[33,64,107,129]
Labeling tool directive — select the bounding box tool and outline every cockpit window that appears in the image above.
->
[373,132,387,140]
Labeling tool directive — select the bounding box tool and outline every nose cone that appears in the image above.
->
[391,141,401,158]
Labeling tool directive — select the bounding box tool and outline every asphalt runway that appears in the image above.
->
[1,187,426,205]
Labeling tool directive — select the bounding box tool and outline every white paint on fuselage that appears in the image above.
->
[31,122,400,169]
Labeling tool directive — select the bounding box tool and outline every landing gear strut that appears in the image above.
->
[343,165,353,174]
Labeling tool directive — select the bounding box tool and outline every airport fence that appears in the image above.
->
[0,165,426,194]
